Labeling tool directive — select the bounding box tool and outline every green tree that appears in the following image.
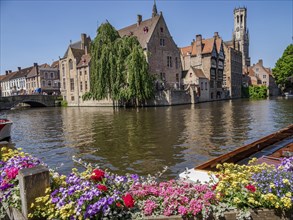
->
[83,22,154,106]
[248,85,268,99]
[85,22,120,101]
[272,44,293,90]
[125,44,154,106]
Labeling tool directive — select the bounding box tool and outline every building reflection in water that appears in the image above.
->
[6,98,293,180]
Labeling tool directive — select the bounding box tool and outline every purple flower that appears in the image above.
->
[130,174,139,182]
[0,183,13,191]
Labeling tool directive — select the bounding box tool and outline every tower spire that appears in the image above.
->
[152,0,158,17]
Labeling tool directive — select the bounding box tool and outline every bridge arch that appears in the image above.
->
[12,100,47,107]
[0,95,60,110]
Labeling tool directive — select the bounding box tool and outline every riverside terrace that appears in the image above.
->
[0,95,61,110]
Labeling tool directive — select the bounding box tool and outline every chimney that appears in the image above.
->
[9,70,12,73]
[81,33,86,50]
[85,46,88,55]
[258,59,263,66]
[5,71,8,75]
[18,67,21,71]
[196,34,202,55]
[214,32,219,38]
[137,14,142,26]
[34,63,39,75]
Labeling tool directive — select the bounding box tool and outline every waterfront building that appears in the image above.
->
[9,66,33,96]
[1,69,26,97]
[0,75,6,97]
[180,32,225,101]
[1,71,15,97]
[245,59,279,96]
[60,2,185,106]
[118,2,182,89]
[59,34,113,106]
[223,42,243,98]
[26,63,60,95]
[182,67,209,103]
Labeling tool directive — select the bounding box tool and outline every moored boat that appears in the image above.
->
[0,119,13,141]
[180,124,293,182]
[284,92,293,97]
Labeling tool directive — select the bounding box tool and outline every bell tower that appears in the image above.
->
[233,7,250,67]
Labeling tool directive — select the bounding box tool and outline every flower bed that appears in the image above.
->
[0,147,292,220]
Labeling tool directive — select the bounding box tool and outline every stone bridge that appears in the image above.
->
[0,95,61,110]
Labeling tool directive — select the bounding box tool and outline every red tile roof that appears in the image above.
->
[180,45,192,57]
[201,38,215,54]
[51,60,59,68]
[180,36,223,56]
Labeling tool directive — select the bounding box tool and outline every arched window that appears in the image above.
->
[69,59,73,70]
[237,15,239,23]
[241,15,243,23]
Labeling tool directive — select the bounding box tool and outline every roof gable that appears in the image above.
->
[10,66,33,80]
[118,14,161,48]
[191,67,207,79]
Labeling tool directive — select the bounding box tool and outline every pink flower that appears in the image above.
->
[144,199,157,216]
[178,205,188,215]
[203,191,215,200]
[5,167,19,180]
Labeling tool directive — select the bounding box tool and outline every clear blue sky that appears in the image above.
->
[1,0,292,74]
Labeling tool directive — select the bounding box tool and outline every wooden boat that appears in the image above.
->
[179,124,293,182]
[0,119,13,141]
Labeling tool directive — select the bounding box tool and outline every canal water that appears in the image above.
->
[1,98,292,179]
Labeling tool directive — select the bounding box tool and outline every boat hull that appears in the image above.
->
[0,120,13,141]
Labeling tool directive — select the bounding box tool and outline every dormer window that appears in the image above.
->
[160,27,164,33]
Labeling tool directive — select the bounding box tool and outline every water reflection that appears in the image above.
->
[3,97,293,179]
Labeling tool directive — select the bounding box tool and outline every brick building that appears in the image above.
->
[182,67,209,103]
[180,32,225,101]
[118,2,182,89]
[26,63,60,95]
[223,42,243,98]
[245,59,279,96]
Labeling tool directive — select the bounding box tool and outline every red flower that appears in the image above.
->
[212,183,218,191]
[122,193,135,208]
[97,184,108,192]
[116,202,122,208]
[245,184,256,193]
[90,169,105,181]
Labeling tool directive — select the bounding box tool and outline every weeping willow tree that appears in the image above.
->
[125,43,154,106]
[83,21,154,106]
[83,22,120,101]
